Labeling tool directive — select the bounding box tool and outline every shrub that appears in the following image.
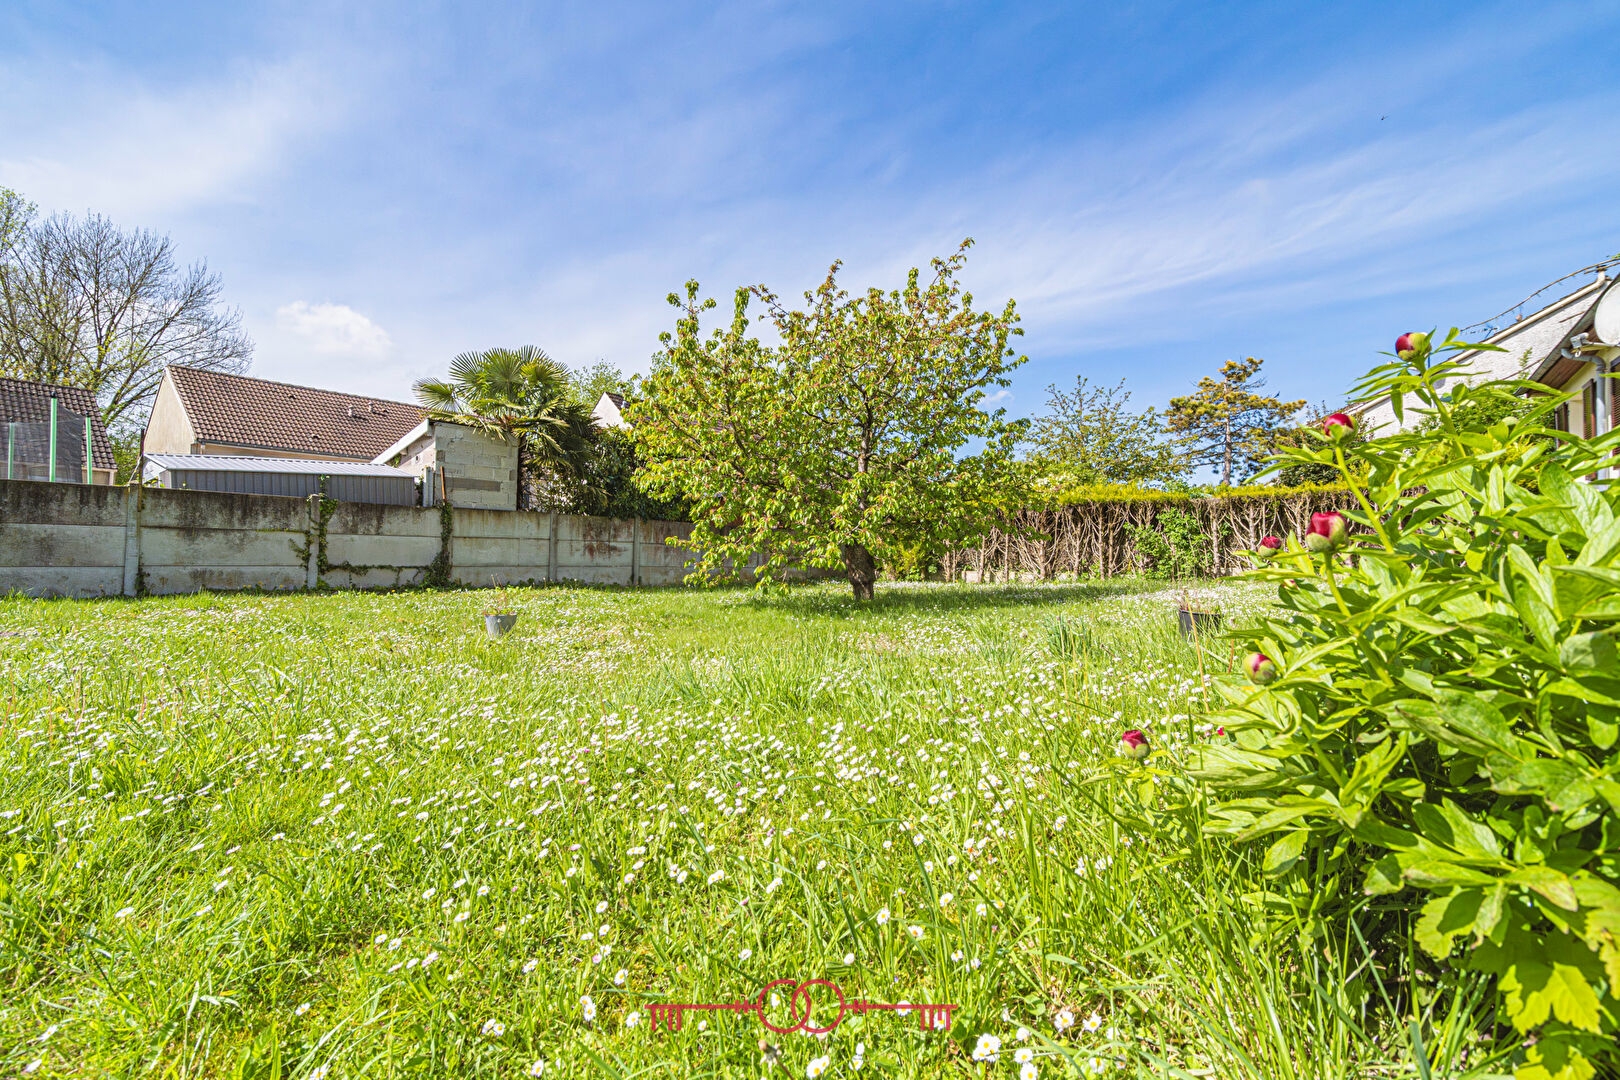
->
[1124,506,1221,578]
[1193,332,1620,1080]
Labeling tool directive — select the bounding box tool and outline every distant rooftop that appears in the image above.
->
[165,366,425,461]
[143,453,415,477]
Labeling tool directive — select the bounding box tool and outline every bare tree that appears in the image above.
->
[0,204,252,431]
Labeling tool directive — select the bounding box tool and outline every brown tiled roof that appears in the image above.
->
[166,366,425,461]
[0,377,116,469]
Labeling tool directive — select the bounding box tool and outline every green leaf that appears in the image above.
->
[1496,759,1597,814]
[1499,931,1607,1033]
[1388,695,1527,760]
[1363,854,1404,896]
[1416,888,1483,957]
[1509,865,1579,911]
[1559,630,1620,671]
[1262,829,1307,876]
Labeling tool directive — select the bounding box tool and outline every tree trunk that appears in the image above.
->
[841,543,876,601]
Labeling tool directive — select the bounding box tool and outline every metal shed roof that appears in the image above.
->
[143,454,414,477]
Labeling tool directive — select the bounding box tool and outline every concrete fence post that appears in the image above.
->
[121,486,142,597]
[547,511,558,583]
[306,494,322,589]
[630,517,640,587]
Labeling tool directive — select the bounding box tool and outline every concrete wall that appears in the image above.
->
[0,478,709,599]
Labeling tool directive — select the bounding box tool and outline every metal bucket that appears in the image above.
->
[484,614,518,639]
[1177,608,1220,638]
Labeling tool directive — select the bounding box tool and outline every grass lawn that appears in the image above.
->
[0,581,1477,1078]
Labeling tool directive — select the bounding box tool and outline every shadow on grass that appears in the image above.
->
[734,577,1177,619]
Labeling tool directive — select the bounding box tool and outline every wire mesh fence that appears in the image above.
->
[4,403,95,483]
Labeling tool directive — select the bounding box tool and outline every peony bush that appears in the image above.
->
[1193,331,1620,1080]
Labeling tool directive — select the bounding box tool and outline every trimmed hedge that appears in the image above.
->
[946,484,1352,580]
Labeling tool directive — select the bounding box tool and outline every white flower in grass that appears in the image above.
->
[624,1011,641,1029]
[875,907,890,925]
[422,950,439,967]
[22,1060,43,1075]
[373,933,388,945]
[766,877,782,894]
[707,870,724,885]
[596,900,609,914]
[477,884,489,897]
[1083,1010,1103,1033]
[114,907,134,919]
[806,1055,830,1078]
[308,1067,329,1080]
[527,1058,547,1077]
[906,924,924,941]
[613,968,627,986]
[1016,1026,1031,1042]
[1021,1062,1039,1080]
[738,947,752,960]
[388,937,401,951]
[842,952,855,965]
[972,1033,1002,1062]
[1053,1008,1075,1033]
[481,1018,505,1038]
[1015,1047,1035,1064]
[975,903,987,917]
[294,1002,311,1016]
[453,911,469,923]
[422,887,436,899]
[523,959,539,974]
[951,950,964,963]
[581,995,596,1023]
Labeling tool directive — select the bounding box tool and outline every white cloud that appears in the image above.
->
[275,302,392,358]
[0,54,342,221]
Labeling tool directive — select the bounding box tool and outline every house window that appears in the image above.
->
[1553,401,1570,432]
[1583,381,1599,438]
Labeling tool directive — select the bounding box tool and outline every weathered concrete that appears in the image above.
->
[0,478,711,598]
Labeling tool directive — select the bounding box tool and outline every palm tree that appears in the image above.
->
[413,346,596,509]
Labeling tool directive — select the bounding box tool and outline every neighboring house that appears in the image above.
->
[592,391,629,430]
[142,453,417,506]
[1356,269,1620,437]
[0,376,116,485]
[374,419,520,511]
[143,365,425,462]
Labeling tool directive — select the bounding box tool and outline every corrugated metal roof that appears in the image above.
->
[143,454,415,477]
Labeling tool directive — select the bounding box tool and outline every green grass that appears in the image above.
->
[0,581,1500,1078]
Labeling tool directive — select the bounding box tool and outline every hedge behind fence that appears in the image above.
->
[942,484,1349,581]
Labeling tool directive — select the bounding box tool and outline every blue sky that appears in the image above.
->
[3,1,1618,425]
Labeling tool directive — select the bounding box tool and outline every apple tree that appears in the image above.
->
[632,241,1026,599]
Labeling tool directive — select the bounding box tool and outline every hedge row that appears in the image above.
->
[945,485,1353,580]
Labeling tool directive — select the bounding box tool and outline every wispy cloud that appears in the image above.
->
[0,54,341,220]
[275,302,392,358]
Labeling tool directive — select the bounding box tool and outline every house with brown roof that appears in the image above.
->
[143,365,425,462]
[1,376,116,484]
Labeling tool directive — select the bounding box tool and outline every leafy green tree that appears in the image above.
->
[634,240,1027,599]
[1167,357,1304,486]
[413,346,596,510]
[1027,376,1189,490]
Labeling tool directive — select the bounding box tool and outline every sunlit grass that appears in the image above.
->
[0,581,1497,1078]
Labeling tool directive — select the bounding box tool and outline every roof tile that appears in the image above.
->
[166,366,425,461]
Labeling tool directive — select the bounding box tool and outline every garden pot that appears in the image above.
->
[1177,607,1220,638]
[484,614,517,639]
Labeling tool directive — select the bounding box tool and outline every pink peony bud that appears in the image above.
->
[1395,331,1428,359]
[1321,412,1354,439]
[1118,729,1150,761]
[1256,536,1283,559]
[1245,652,1278,685]
[1304,511,1347,553]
